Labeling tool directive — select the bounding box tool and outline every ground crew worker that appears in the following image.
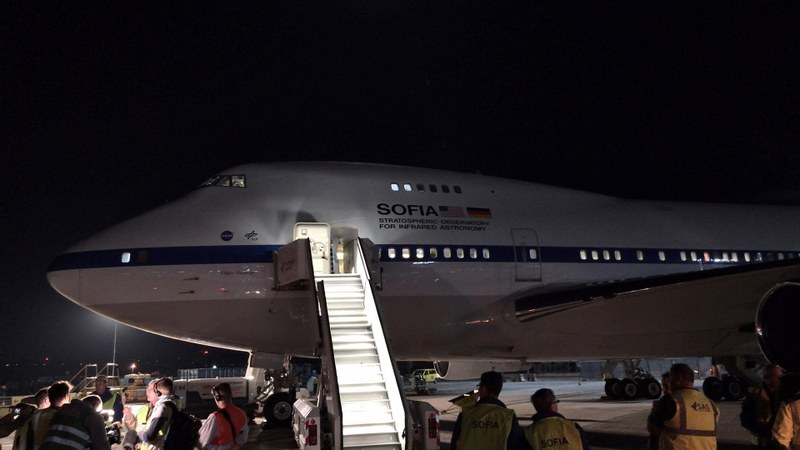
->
[651,363,719,450]
[525,388,589,450]
[91,375,123,425]
[740,364,782,449]
[7,387,48,449]
[13,381,73,450]
[772,373,800,450]
[39,396,110,450]
[198,383,248,450]
[451,371,525,450]
[122,379,158,450]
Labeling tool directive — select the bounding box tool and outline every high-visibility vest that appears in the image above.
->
[31,408,59,450]
[205,406,248,450]
[455,403,515,450]
[524,416,584,450]
[660,389,719,450]
[40,402,93,450]
[135,405,151,450]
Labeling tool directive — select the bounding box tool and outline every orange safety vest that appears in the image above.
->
[208,406,247,449]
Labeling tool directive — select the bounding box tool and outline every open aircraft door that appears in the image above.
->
[512,228,541,282]
[294,223,331,274]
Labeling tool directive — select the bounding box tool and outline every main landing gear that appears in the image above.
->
[602,360,662,401]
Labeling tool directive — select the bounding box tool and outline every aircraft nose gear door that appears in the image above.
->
[512,228,542,281]
[294,222,331,274]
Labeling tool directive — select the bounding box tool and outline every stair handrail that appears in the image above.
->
[316,280,343,450]
[355,238,410,449]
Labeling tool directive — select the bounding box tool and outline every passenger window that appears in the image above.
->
[137,251,148,263]
[417,183,425,192]
[704,252,711,262]
[457,248,465,259]
[403,184,412,192]
[402,248,411,259]
[591,250,599,261]
[658,251,666,262]
[636,250,644,261]
[454,186,462,193]
[744,252,751,262]
[442,185,450,193]
[580,250,587,261]
[391,183,399,192]
[388,248,396,259]
[756,252,763,262]
[121,252,131,264]
[779,253,785,260]
[602,250,610,261]
[430,248,438,259]
[231,175,246,188]
[483,248,491,259]
[416,248,424,259]
[680,251,687,262]
[443,248,451,258]
[731,252,739,262]
[722,252,729,262]
[614,250,622,261]
[529,249,538,260]
[690,251,698,261]
[469,248,477,259]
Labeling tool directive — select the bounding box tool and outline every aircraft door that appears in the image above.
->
[511,228,542,282]
[294,223,331,274]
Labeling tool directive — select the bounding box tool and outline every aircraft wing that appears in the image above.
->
[512,260,800,371]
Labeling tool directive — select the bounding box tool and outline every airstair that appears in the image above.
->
[320,272,406,449]
[276,237,409,450]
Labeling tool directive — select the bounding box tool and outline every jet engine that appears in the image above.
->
[756,281,800,372]
[433,360,531,380]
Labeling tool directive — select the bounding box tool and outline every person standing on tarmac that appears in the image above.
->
[39,395,110,450]
[647,372,672,450]
[14,381,73,450]
[138,377,179,450]
[771,372,800,450]
[524,388,589,450]
[122,379,159,450]
[91,375,124,426]
[197,383,248,450]
[740,364,782,449]
[651,363,720,450]
[451,371,526,450]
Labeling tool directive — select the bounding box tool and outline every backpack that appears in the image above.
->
[163,401,201,450]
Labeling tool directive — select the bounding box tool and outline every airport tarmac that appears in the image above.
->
[1,378,752,450]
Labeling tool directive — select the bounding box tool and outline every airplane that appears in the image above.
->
[47,162,800,389]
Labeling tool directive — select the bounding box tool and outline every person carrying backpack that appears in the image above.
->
[197,383,248,450]
[138,378,181,450]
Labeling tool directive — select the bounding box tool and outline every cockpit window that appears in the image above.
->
[199,175,246,188]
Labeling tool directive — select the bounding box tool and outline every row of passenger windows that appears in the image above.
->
[390,182,462,194]
[384,247,539,261]
[579,249,797,263]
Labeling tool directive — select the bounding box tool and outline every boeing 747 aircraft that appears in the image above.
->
[47,162,800,379]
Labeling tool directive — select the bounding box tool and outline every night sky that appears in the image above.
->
[3,3,799,390]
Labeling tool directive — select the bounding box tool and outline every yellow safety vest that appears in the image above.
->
[524,416,584,450]
[102,392,119,412]
[456,403,515,450]
[135,405,151,450]
[660,389,719,450]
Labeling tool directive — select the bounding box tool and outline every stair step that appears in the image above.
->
[342,426,400,447]
[333,342,376,351]
[342,411,396,426]
[332,334,375,343]
[341,399,392,413]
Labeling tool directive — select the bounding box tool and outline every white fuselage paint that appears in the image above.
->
[47,162,800,362]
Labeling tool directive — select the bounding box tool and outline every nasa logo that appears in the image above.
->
[221,231,233,241]
[377,203,439,216]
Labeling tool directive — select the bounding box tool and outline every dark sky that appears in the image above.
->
[3,3,799,383]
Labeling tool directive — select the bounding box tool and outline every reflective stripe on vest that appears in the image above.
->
[40,403,93,450]
[456,403,515,450]
[102,392,119,412]
[660,389,718,450]
[524,416,583,450]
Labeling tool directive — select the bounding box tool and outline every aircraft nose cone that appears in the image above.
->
[47,255,80,302]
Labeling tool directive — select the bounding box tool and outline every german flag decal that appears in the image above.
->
[467,207,492,219]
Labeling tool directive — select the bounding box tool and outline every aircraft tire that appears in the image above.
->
[620,378,639,400]
[264,392,293,427]
[641,378,662,399]
[722,376,745,401]
[702,377,724,401]
[604,378,620,399]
